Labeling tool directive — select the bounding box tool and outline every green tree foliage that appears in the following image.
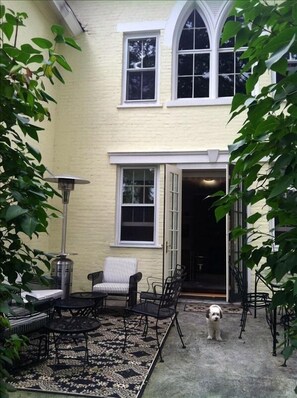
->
[0,5,80,396]
[215,0,297,368]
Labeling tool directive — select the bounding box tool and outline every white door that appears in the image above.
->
[164,165,182,278]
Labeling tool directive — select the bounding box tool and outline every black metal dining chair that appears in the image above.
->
[230,266,271,339]
[139,263,186,303]
[122,276,186,362]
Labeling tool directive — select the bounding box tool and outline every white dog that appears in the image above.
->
[206,304,223,341]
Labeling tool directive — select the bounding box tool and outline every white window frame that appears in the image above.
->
[167,2,248,107]
[115,165,159,247]
[121,32,160,107]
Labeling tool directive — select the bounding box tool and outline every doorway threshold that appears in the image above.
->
[180,292,226,300]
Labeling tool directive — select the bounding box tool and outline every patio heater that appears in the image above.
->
[44,175,90,298]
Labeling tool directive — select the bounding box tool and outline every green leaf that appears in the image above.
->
[51,24,64,36]
[31,37,53,49]
[20,214,38,237]
[55,54,72,71]
[21,43,41,54]
[231,93,248,112]
[52,66,65,83]
[266,34,296,69]
[5,205,28,222]
[268,176,293,199]
[0,22,14,40]
[215,205,229,222]
[221,20,242,45]
[27,54,44,64]
[5,13,18,25]
[65,37,81,51]
[0,4,5,18]
[246,212,262,224]
[26,143,41,162]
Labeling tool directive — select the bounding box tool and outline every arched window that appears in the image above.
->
[172,6,251,105]
[177,9,210,98]
[218,15,250,97]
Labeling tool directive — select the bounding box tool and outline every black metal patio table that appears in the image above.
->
[47,316,100,365]
[70,291,107,317]
[54,297,95,317]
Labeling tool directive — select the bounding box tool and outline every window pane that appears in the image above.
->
[132,187,143,204]
[179,29,193,50]
[219,75,234,97]
[145,187,154,203]
[185,11,194,28]
[127,72,141,100]
[219,52,234,74]
[145,169,154,185]
[195,29,209,49]
[123,186,133,203]
[133,169,144,185]
[236,51,248,73]
[128,39,143,69]
[127,71,155,100]
[194,53,209,75]
[143,71,155,99]
[236,74,248,94]
[178,54,193,75]
[121,207,154,241]
[143,38,156,68]
[194,9,206,28]
[123,169,133,184]
[178,77,192,98]
[194,76,209,97]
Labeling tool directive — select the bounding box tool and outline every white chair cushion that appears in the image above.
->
[21,289,63,301]
[93,283,129,295]
[103,257,138,283]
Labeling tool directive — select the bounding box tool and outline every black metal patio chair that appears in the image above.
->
[139,263,186,303]
[230,266,271,339]
[123,276,186,362]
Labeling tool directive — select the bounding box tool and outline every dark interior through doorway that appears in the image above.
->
[181,170,226,297]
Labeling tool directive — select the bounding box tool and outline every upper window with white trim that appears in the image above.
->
[124,34,158,103]
[118,167,157,245]
[171,7,251,105]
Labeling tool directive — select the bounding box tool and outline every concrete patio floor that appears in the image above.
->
[8,300,297,398]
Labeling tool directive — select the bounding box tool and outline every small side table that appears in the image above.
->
[47,316,100,365]
[70,292,107,317]
[54,297,95,317]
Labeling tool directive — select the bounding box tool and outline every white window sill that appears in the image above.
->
[166,97,233,107]
[110,243,162,249]
[117,102,163,109]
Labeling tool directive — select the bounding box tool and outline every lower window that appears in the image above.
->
[118,167,157,244]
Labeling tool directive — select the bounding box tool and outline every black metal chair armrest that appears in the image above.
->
[87,271,103,287]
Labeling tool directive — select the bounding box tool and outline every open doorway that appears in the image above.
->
[181,170,226,298]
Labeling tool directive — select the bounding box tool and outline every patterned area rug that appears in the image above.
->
[184,302,243,315]
[10,313,171,397]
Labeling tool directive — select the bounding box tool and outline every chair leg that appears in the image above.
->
[155,319,163,362]
[122,310,128,352]
[174,313,186,348]
[239,307,248,339]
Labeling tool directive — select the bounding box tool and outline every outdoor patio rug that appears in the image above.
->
[10,313,171,398]
[184,302,243,315]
